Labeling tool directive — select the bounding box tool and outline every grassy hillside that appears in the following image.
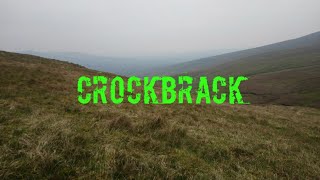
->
[149,31,320,107]
[1,51,320,179]
[190,46,320,107]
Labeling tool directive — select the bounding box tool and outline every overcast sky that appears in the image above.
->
[1,0,319,57]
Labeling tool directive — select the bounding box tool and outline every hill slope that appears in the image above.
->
[149,31,320,107]
[0,51,320,179]
[150,31,320,75]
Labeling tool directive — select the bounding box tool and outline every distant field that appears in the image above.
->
[1,51,319,179]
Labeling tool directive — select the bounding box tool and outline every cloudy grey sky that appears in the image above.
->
[1,0,319,57]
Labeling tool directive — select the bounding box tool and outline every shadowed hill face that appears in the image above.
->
[193,46,320,107]
[149,31,320,107]
[0,51,320,179]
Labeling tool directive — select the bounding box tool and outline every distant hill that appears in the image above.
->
[149,31,320,76]
[150,31,320,107]
[1,50,320,179]
[17,51,161,77]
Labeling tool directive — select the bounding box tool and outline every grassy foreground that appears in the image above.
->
[1,51,320,179]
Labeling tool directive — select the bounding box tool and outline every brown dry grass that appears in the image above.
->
[0,51,320,179]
